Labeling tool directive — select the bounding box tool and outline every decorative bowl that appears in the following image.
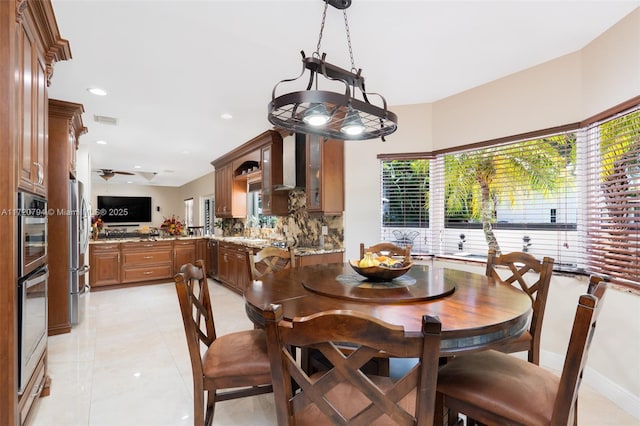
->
[349,260,412,282]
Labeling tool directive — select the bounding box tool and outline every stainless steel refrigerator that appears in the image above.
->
[70,179,90,325]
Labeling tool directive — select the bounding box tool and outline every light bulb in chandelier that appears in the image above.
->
[303,103,331,126]
[340,109,365,136]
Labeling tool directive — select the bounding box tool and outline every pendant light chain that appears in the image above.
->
[315,0,356,72]
[343,9,356,73]
[314,1,329,57]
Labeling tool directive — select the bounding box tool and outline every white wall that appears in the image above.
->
[345,8,640,418]
[177,171,214,227]
[91,182,184,227]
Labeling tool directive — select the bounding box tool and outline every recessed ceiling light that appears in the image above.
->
[87,87,107,96]
[220,113,233,120]
[95,140,107,145]
[134,165,141,169]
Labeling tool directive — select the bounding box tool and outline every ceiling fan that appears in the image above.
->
[95,168,134,181]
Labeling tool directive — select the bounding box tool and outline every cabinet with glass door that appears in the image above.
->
[306,135,344,214]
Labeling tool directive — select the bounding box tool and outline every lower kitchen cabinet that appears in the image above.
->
[217,242,249,294]
[174,239,197,274]
[89,239,206,289]
[17,351,47,426]
[196,238,208,271]
[207,239,219,278]
[121,241,173,284]
[89,243,121,287]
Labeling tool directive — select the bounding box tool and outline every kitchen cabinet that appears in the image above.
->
[17,352,46,426]
[122,241,173,283]
[260,141,288,216]
[217,242,249,294]
[16,19,48,196]
[207,239,219,278]
[47,99,86,336]
[173,239,197,274]
[89,243,121,287]
[306,135,344,214]
[295,251,344,267]
[2,1,70,422]
[212,130,288,218]
[214,163,247,218]
[196,238,208,270]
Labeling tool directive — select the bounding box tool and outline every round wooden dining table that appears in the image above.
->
[244,262,532,355]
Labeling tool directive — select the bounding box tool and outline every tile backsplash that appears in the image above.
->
[222,189,343,249]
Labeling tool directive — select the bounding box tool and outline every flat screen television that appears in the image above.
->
[97,196,152,223]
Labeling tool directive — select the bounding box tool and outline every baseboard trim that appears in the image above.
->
[541,350,640,420]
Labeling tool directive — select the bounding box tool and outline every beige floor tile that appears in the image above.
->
[30,279,637,426]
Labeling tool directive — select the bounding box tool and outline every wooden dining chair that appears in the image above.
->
[435,275,608,426]
[263,305,442,425]
[485,248,554,365]
[359,242,411,262]
[174,260,273,426]
[247,246,295,280]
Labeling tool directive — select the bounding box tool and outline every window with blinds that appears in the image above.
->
[380,159,429,253]
[585,106,640,288]
[441,132,580,269]
[379,100,639,289]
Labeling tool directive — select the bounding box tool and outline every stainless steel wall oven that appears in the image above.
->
[17,265,48,394]
[17,192,47,276]
[16,192,48,395]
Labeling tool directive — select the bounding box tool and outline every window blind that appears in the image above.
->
[585,106,640,288]
[441,132,580,270]
[380,159,429,254]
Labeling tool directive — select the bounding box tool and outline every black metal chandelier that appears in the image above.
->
[267,0,397,141]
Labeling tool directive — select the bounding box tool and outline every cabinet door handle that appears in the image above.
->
[143,271,153,275]
[143,256,153,259]
[33,162,44,184]
[32,380,45,397]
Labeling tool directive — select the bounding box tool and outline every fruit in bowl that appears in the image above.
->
[350,252,412,281]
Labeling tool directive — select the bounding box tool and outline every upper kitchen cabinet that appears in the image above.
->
[260,136,288,216]
[16,1,71,196]
[212,129,288,218]
[214,163,246,218]
[48,99,86,179]
[306,135,344,215]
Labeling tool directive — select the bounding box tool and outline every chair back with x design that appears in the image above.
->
[263,305,442,425]
[485,248,554,364]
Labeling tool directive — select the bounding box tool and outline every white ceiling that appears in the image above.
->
[48,0,640,187]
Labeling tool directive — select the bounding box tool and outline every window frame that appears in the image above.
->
[378,96,640,290]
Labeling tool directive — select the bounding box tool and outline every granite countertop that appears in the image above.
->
[208,236,344,256]
[89,235,344,256]
[89,236,203,244]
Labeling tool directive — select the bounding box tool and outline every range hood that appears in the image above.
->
[274,133,306,191]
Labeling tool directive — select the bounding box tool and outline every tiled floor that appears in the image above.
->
[32,280,637,425]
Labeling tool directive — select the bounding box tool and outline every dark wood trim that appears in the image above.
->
[0,1,18,422]
[378,96,640,160]
[379,123,581,160]
[580,95,640,126]
[377,152,435,160]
